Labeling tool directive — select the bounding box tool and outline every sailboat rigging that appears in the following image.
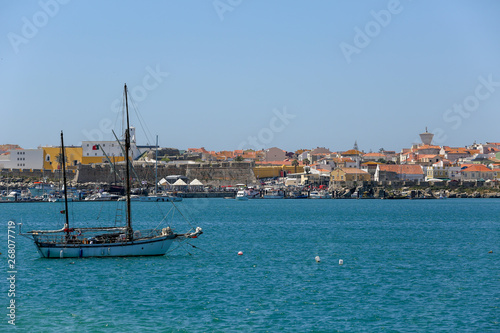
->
[21,84,202,258]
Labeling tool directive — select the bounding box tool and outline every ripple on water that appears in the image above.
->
[1,199,498,331]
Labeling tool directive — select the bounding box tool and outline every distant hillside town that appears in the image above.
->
[1,128,499,185]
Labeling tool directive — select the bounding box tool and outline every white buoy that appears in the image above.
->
[238,251,243,256]
[315,256,321,262]
[60,250,64,258]
[339,259,343,265]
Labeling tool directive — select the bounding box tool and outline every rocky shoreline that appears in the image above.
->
[332,186,500,199]
[2,176,500,199]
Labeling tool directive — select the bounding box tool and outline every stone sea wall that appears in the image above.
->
[74,162,257,186]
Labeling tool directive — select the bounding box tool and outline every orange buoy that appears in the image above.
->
[238,251,243,255]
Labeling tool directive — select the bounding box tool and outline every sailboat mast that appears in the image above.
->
[155,135,158,195]
[124,84,132,239]
[60,131,70,231]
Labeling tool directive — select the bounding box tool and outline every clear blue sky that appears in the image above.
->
[1,0,499,153]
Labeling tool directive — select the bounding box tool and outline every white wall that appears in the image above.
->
[1,149,43,169]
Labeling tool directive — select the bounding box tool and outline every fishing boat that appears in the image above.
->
[309,190,332,199]
[28,181,54,198]
[21,84,202,258]
[235,190,249,200]
[245,187,261,199]
[287,191,308,199]
[262,188,284,199]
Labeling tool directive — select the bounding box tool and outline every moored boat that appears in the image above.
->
[309,190,332,199]
[262,188,284,199]
[235,190,249,200]
[21,84,202,258]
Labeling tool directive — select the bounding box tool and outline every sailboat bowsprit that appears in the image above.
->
[21,84,203,258]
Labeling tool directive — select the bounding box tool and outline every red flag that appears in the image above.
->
[60,210,66,214]
[92,145,99,150]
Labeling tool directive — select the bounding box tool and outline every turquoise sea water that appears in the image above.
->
[1,198,499,332]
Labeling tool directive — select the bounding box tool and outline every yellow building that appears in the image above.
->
[253,165,304,178]
[330,167,371,182]
[43,147,83,171]
[81,155,126,165]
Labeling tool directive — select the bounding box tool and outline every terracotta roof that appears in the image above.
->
[342,149,363,155]
[417,145,441,150]
[188,147,208,153]
[447,149,469,154]
[462,165,493,172]
[217,151,234,158]
[378,164,424,175]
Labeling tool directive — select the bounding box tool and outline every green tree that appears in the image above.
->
[303,158,310,166]
[235,155,244,162]
[292,159,299,173]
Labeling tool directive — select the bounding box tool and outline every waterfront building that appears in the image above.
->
[43,146,82,170]
[330,167,371,182]
[254,161,303,179]
[460,165,498,181]
[426,161,462,181]
[374,165,425,182]
[0,148,43,170]
[361,162,382,178]
[81,127,140,165]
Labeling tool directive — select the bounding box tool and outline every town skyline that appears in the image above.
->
[1,132,499,155]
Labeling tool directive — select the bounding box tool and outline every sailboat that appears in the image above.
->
[21,84,202,258]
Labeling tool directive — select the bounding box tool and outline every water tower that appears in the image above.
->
[419,127,434,146]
